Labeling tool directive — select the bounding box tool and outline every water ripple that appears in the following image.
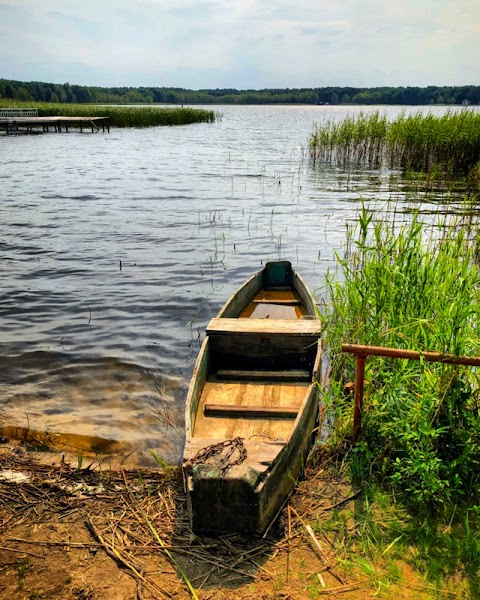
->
[1,104,476,465]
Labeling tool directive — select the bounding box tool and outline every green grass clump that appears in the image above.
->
[0,100,216,127]
[311,481,480,598]
[310,110,480,177]
[388,111,480,174]
[320,204,480,508]
[310,111,389,168]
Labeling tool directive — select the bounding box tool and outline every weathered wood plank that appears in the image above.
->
[257,384,320,532]
[216,369,311,381]
[204,403,299,419]
[207,317,321,336]
[184,338,211,437]
[253,298,301,305]
[192,381,306,439]
[217,271,263,318]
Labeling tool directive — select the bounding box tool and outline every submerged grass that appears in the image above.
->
[309,110,480,180]
[0,99,216,126]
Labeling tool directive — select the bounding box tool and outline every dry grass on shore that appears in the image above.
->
[0,440,453,600]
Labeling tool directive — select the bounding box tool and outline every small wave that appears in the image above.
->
[40,193,98,201]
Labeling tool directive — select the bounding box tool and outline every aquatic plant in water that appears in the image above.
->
[309,110,480,178]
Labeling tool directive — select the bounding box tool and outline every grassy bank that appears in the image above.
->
[321,205,480,506]
[315,205,480,595]
[0,99,216,126]
[309,110,480,179]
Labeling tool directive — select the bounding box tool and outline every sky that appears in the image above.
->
[1,0,479,89]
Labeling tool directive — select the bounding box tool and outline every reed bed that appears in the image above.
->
[310,110,480,176]
[310,112,389,168]
[320,205,480,507]
[0,100,216,126]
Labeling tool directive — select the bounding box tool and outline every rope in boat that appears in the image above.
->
[184,437,247,474]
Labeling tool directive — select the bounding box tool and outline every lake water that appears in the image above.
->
[0,104,475,465]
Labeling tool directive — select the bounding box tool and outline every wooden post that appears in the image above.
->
[352,355,366,442]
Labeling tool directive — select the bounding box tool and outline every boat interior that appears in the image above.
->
[189,262,321,443]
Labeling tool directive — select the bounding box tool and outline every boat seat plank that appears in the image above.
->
[192,381,306,439]
[185,437,285,453]
[253,299,301,305]
[204,403,298,419]
[207,318,320,336]
[216,369,311,382]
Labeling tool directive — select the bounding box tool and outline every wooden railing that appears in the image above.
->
[341,343,480,442]
[0,108,39,118]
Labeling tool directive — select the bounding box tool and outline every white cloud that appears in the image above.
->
[0,0,478,87]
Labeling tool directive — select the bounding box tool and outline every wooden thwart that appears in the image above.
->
[207,317,320,336]
[253,299,301,305]
[204,403,299,419]
[216,369,311,381]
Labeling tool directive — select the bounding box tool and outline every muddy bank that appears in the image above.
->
[0,440,435,599]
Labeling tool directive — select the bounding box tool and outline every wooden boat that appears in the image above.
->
[182,261,322,535]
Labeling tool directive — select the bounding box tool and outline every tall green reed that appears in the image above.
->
[320,205,480,507]
[310,110,480,178]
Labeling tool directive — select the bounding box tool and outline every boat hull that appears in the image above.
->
[183,261,322,535]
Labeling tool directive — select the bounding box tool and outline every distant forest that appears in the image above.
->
[1,78,479,105]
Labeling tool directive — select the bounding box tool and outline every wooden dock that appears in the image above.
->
[0,109,110,135]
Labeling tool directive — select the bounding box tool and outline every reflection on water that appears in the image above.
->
[0,104,477,465]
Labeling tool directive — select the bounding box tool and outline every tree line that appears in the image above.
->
[1,78,479,105]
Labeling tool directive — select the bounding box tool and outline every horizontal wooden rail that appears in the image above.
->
[342,343,480,367]
[207,317,320,336]
[0,108,38,118]
[341,343,480,442]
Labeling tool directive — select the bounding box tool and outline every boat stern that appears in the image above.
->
[185,465,262,534]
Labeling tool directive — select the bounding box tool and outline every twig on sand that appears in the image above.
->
[286,504,291,582]
[315,577,371,595]
[319,491,361,512]
[0,545,44,559]
[85,515,171,600]
[120,468,200,600]
[290,505,345,585]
